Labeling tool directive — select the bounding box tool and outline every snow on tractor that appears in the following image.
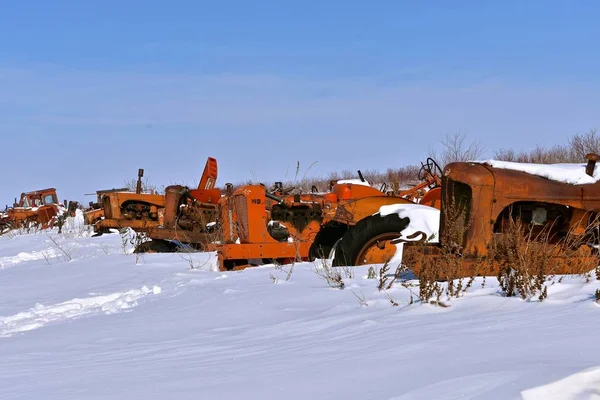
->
[0,188,67,234]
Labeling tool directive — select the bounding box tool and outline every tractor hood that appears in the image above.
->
[443,162,495,187]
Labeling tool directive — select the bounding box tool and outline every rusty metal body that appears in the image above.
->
[142,184,221,245]
[323,183,440,227]
[93,191,166,233]
[82,187,129,225]
[403,156,600,278]
[208,185,327,270]
[92,168,171,234]
[1,188,64,232]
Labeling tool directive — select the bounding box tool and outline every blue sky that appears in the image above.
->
[1,0,600,206]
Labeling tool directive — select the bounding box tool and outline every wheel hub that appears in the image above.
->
[355,233,401,265]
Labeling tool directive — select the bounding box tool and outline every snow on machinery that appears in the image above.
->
[359,153,600,279]
[0,188,69,234]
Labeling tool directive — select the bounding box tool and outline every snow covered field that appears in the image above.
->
[2,215,600,399]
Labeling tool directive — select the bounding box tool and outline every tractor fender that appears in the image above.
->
[332,196,415,226]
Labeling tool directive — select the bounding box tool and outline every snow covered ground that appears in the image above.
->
[2,215,600,399]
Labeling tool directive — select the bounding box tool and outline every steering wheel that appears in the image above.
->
[418,157,443,182]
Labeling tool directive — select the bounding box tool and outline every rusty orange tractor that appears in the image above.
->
[0,188,66,233]
[92,169,166,235]
[315,157,442,267]
[81,187,129,226]
[132,157,221,252]
[206,184,330,270]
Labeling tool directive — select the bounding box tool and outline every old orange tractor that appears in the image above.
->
[356,153,600,278]
[313,157,442,266]
[0,188,66,233]
[81,187,129,226]
[92,168,165,235]
[131,157,221,251]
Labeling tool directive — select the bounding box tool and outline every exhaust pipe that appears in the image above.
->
[136,168,144,194]
[585,153,600,177]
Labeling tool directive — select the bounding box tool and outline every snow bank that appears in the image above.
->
[0,285,161,337]
[62,208,85,232]
[0,249,60,269]
[521,365,600,400]
[3,226,600,399]
[482,159,600,185]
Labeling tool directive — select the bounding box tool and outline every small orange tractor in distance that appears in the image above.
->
[92,168,165,236]
[0,188,67,234]
[373,153,600,279]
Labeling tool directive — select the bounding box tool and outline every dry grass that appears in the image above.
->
[489,219,553,301]
[402,196,476,305]
[313,258,345,289]
[489,211,600,301]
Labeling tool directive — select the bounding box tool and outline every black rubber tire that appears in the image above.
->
[134,239,178,253]
[332,213,409,267]
[308,224,348,261]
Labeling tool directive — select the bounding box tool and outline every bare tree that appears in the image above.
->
[569,129,600,161]
[430,131,485,168]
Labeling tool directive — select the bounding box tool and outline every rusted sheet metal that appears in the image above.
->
[96,191,164,222]
[95,218,159,232]
[214,241,313,271]
[331,196,416,226]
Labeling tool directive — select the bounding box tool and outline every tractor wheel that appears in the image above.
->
[134,240,178,253]
[308,224,348,261]
[332,214,409,267]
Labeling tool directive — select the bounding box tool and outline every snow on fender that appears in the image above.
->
[377,203,440,264]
